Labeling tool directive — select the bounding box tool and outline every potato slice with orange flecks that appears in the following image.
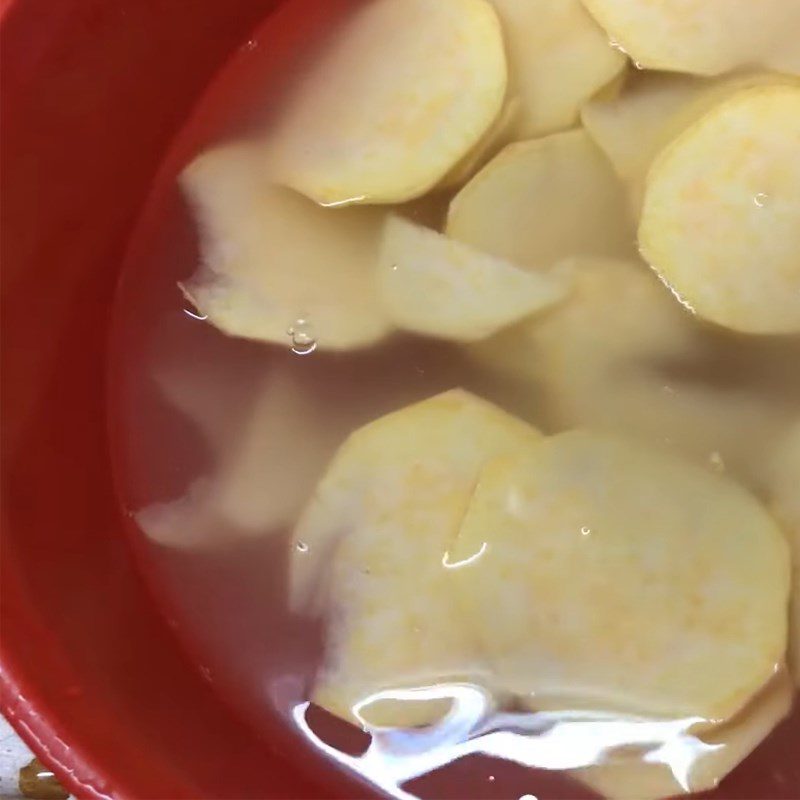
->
[377,216,569,343]
[639,85,800,334]
[581,72,794,211]
[180,144,392,350]
[290,390,541,727]
[767,422,800,685]
[580,0,800,77]
[447,131,636,270]
[488,0,625,138]
[269,0,506,206]
[573,671,793,800]
[450,431,790,721]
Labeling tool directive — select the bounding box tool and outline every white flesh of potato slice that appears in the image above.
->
[768,422,800,685]
[581,72,794,211]
[377,216,569,343]
[268,0,507,206]
[290,390,542,727]
[449,430,790,721]
[580,0,800,77]
[639,85,800,334]
[180,144,392,351]
[572,671,793,800]
[488,0,625,138]
[447,130,636,270]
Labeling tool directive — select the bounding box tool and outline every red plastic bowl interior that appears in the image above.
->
[0,1,368,797]
[3,2,800,800]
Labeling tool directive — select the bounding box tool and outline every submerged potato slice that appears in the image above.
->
[581,72,792,210]
[447,131,636,270]
[580,0,800,76]
[573,671,793,800]
[377,216,569,342]
[468,258,799,489]
[639,85,800,334]
[450,431,790,720]
[269,0,506,206]
[488,0,625,138]
[291,391,541,727]
[768,423,800,685]
[180,144,392,350]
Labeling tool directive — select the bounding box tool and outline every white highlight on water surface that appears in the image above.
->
[442,541,488,569]
[293,685,716,800]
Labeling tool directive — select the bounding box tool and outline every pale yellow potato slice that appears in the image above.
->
[488,0,625,138]
[180,144,392,350]
[768,422,800,685]
[468,258,799,488]
[581,72,793,210]
[447,131,636,270]
[268,0,506,206]
[639,85,800,334]
[291,390,541,727]
[573,671,793,800]
[377,216,569,343]
[450,430,790,720]
[580,0,800,76]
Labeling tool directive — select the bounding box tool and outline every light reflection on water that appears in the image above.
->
[293,683,715,799]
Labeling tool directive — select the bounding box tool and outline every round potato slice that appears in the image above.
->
[377,216,569,343]
[180,144,392,350]
[581,0,800,76]
[438,97,522,190]
[639,85,800,334]
[269,0,506,206]
[488,0,625,138]
[447,130,636,270]
[581,72,794,211]
[291,390,541,727]
[572,671,793,800]
[449,430,790,721]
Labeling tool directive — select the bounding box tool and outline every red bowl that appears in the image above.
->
[0,1,368,797]
[3,2,799,799]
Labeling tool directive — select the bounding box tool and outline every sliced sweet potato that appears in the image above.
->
[450,431,790,720]
[378,216,569,342]
[639,85,800,334]
[269,0,507,205]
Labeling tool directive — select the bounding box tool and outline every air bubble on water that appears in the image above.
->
[488,775,496,783]
[580,526,592,537]
[708,451,726,473]
[391,263,399,272]
[633,60,645,70]
[754,192,769,208]
[287,318,318,356]
[296,541,309,553]
[243,38,257,52]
